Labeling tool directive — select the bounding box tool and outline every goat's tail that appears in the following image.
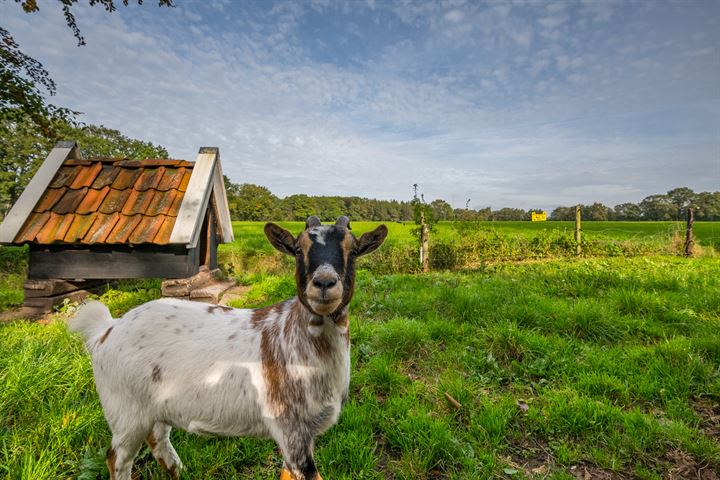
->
[67,300,113,350]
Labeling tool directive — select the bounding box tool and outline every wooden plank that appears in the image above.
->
[169,149,217,247]
[24,278,106,297]
[211,157,234,243]
[0,142,82,244]
[28,248,198,279]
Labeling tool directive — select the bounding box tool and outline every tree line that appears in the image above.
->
[224,182,720,222]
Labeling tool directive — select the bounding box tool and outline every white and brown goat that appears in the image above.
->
[69,216,387,480]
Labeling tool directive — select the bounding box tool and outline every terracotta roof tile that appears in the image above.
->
[156,167,185,191]
[145,189,177,216]
[111,168,142,190]
[105,214,143,243]
[178,170,192,192]
[122,189,156,216]
[35,213,74,244]
[98,188,132,214]
[92,165,121,189]
[53,187,88,214]
[49,166,79,188]
[168,190,184,216]
[15,157,197,245]
[34,187,67,212]
[134,167,165,191]
[84,213,120,243]
[14,211,51,242]
[64,213,98,242]
[153,216,176,244]
[129,215,165,244]
[76,185,110,214]
[69,161,103,189]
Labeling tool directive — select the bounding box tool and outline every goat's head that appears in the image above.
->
[264,216,387,316]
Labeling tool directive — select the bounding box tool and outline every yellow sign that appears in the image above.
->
[531,211,547,222]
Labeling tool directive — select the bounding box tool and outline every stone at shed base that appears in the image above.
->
[161,266,219,297]
[20,278,110,317]
[189,281,236,303]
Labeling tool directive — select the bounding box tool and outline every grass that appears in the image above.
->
[1,246,719,478]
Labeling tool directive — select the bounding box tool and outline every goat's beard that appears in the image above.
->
[305,284,343,316]
[307,297,343,316]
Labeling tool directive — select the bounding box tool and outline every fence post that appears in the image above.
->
[575,205,581,255]
[684,207,694,257]
[420,210,429,272]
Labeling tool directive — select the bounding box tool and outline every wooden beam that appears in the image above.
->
[211,155,234,243]
[28,246,198,279]
[169,148,217,248]
[0,141,82,243]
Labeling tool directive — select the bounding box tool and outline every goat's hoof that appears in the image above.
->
[279,469,323,480]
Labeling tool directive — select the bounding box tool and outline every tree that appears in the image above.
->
[227,184,279,221]
[639,194,675,220]
[1,1,172,136]
[694,191,720,221]
[430,199,453,221]
[667,187,695,220]
[491,207,527,221]
[0,112,168,213]
[550,206,574,221]
[583,202,610,221]
[613,202,642,221]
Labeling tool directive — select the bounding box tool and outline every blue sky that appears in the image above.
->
[2,0,718,210]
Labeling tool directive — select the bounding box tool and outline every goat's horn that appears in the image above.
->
[335,216,351,230]
[305,216,321,229]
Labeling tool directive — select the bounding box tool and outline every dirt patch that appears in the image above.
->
[690,398,720,440]
[568,463,626,479]
[664,449,719,480]
[507,437,554,477]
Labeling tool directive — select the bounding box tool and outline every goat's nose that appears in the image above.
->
[313,277,337,290]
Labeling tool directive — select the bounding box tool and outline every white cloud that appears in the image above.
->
[1,0,717,211]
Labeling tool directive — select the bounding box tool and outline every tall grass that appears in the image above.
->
[1,256,718,478]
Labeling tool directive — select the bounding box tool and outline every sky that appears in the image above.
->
[2,0,719,210]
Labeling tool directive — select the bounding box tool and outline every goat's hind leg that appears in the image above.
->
[146,422,183,480]
[106,424,148,480]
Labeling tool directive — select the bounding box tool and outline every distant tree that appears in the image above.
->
[693,191,720,221]
[640,194,675,220]
[667,187,695,220]
[613,202,642,221]
[491,207,527,221]
[430,199,453,221]
[228,184,279,221]
[550,206,574,220]
[583,202,610,221]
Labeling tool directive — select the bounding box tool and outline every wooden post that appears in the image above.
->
[684,207,694,257]
[420,210,429,272]
[575,205,581,255]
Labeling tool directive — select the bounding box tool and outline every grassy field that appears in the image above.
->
[0,222,719,479]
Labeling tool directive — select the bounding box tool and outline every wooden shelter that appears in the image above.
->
[0,141,234,312]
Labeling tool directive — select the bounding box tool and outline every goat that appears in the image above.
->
[68,216,387,480]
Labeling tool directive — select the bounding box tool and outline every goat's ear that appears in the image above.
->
[355,225,388,257]
[264,223,296,256]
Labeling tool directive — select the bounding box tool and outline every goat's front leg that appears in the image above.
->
[277,434,322,480]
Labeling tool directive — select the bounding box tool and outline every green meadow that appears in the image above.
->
[0,221,718,479]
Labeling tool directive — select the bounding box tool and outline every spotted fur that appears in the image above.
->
[68,216,387,480]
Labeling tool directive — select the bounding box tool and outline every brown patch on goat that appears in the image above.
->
[207,305,233,314]
[152,365,162,382]
[341,232,354,266]
[146,431,157,451]
[106,447,117,479]
[98,326,113,344]
[298,231,313,268]
[260,322,304,414]
[158,457,180,480]
[251,302,284,327]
